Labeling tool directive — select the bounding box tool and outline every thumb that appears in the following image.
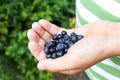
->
[37,56,71,72]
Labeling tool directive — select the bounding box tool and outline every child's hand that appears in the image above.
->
[27,20,120,74]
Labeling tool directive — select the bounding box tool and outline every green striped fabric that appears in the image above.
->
[76,0,120,80]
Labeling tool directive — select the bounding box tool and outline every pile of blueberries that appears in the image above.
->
[44,31,84,59]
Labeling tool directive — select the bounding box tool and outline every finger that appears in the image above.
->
[27,29,40,42]
[38,19,64,35]
[38,38,46,49]
[32,22,52,42]
[37,55,73,72]
[28,41,46,61]
[38,19,76,36]
[38,50,46,61]
[27,29,46,49]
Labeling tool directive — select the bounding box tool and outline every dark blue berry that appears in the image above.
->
[61,31,67,36]
[57,34,63,39]
[46,54,52,58]
[45,41,56,47]
[64,40,73,47]
[52,52,58,59]
[70,32,76,37]
[64,43,69,49]
[68,42,73,47]
[49,47,56,53]
[58,38,64,43]
[55,40,59,44]
[63,35,71,40]
[56,43,68,51]
[77,35,84,40]
[56,51,64,57]
[71,35,78,43]
[44,47,49,54]
[52,34,58,40]
[64,49,68,53]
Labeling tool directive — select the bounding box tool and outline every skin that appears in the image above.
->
[27,19,120,75]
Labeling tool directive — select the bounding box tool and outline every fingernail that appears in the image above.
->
[32,25,37,30]
[38,64,45,70]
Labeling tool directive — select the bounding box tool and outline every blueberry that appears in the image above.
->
[61,31,67,36]
[54,40,59,44]
[49,47,56,53]
[77,35,84,40]
[57,34,63,39]
[45,41,56,47]
[56,51,64,57]
[58,38,64,43]
[56,43,64,51]
[46,54,52,58]
[44,47,49,54]
[56,43,68,51]
[64,40,73,47]
[64,49,68,53]
[70,32,76,37]
[71,35,78,43]
[63,35,71,40]
[64,43,69,49]
[52,34,58,40]
[68,42,73,47]
[52,52,58,59]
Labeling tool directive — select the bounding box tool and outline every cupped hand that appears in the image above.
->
[27,20,117,74]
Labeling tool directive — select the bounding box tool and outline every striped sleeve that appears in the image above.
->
[76,0,120,80]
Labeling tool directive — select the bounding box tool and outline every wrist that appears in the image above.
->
[105,22,120,56]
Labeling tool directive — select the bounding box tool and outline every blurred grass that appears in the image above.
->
[0,0,75,80]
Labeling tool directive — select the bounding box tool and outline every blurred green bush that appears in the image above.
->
[0,0,75,80]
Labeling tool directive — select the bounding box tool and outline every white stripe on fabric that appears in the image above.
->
[87,69,99,80]
[76,13,82,26]
[101,59,120,70]
[93,0,120,18]
[76,0,100,23]
[91,65,120,80]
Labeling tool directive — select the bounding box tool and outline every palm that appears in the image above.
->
[27,19,74,61]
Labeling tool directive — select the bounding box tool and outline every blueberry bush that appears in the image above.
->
[0,0,75,80]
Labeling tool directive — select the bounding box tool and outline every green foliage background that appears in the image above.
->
[0,0,75,80]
